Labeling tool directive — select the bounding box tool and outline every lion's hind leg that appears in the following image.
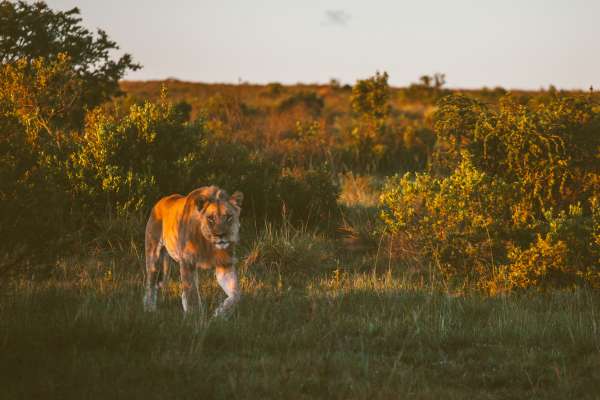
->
[144,223,163,312]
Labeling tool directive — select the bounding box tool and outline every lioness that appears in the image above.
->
[144,186,243,316]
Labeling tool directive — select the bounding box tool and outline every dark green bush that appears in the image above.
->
[276,167,340,225]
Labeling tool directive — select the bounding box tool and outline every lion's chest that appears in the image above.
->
[180,239,213,269]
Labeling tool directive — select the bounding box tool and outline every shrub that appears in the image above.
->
[380,155,514,283]
[188,139,280,221]
[68,91,203,215]
[0,55,80,251]
[379,91,600,290]
[277,91,324,117]
[347,71,391,171]
[276,120,331,169]
[434,93,600,214]
[503,203,600,289]
[275,167,340,225]
[69,92,338,225]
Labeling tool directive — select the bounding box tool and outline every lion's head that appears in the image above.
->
[193,187,243,250]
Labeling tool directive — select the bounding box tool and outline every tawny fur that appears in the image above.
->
[143,186,243,316]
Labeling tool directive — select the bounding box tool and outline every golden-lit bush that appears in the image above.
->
[0,55,83,250]
[503,203,600,289]
[382,92,600,290]
[380,156,514,282]
[434,93,600,214]
[68,91,202,214]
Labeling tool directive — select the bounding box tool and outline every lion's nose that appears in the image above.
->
[215,233,226,239]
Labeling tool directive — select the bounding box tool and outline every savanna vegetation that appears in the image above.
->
[1,1,599,399]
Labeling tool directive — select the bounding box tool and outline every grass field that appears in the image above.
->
[2,220,599,399]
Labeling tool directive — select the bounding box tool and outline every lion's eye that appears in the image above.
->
[207,215,215,224]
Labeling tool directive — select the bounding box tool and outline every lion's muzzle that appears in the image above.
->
[214,239,230,250]
[213,233,231,249]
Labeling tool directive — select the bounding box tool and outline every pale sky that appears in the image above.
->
[45,0,600,90]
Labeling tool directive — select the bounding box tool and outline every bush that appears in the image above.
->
[434,93,600,214]
[380,155,514,283]
[347,71,390,171]
[275,167,340,225]
[68,90,203,215]
[188,139,280,221]
[381,94,600,290]
[503,203,600,289]
[0,55,80,251]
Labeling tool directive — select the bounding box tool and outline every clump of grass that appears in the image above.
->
[338,172,381,208]
[242,221,338,279]
[336,173,384,256]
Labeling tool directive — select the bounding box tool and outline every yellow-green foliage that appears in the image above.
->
[381,156,513,281]
[69,90,201,214]
[347,71,392,171]
[382,93,600,290]
[434,93,600,214]
[0,55,81,247]
[0,0,140,126]
[0,56,340,256]
[504,203,600,289]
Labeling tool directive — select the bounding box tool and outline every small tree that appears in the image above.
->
[349,71,390,170]
[0,1,141,127]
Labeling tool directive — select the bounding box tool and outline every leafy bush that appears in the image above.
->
[380,155,514,282]
[0,55,80,251]
[69,91,338,224]
[275,120,331,169]
[68,91,202,215]
[347,71,391,171]
[381,92,600,291]
[276,167,340,225]
[503,203,600,289]
[434,93,600,214]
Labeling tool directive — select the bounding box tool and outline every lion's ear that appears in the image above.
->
[230,191,243,208]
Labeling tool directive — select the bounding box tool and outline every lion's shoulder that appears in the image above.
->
[149,194,186,223]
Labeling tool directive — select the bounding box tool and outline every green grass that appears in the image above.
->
[2,247,599,399]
